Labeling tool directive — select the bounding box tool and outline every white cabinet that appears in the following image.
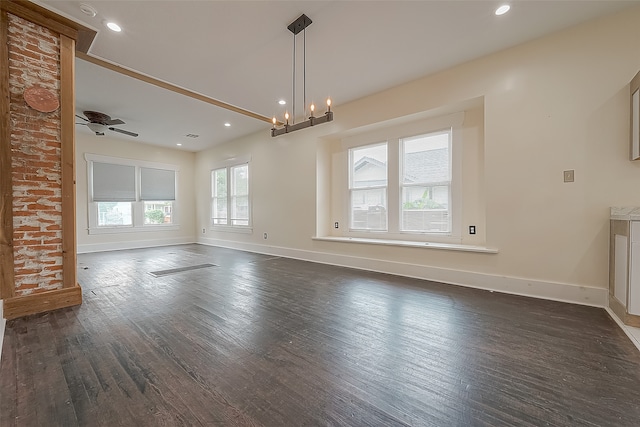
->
[609,209,640,326]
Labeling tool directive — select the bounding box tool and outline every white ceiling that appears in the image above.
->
[39,0,638,152]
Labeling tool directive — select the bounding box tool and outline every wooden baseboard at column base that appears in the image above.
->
[3,285,82,320]
[609,295,640,328]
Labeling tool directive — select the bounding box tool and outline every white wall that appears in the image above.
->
[195,7,640,306]
[76,133,197,253]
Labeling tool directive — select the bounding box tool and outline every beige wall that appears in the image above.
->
[193,7,640,305]
[76,134,197,252]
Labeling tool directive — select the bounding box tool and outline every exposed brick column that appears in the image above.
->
[0,1,94,319]
[8,14,64,297]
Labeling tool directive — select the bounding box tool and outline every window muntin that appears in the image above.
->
[211,163,251,228]
[400,131,451,233]
[349,143,388,231]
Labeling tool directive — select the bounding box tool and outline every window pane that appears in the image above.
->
[212,198,228,225]
[92,162,136,201]
[232,164,248,196]
[97,202,132,226]
[231,195,249,226]
[351,144,387,189]
[401,185,450,232]
[140,168,175,201]
[402,132,450,184]
[212,169,227,197]
[144,201,173,225]
[350,189,387,230]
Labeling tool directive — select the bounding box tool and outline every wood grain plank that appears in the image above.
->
[60,34,78,290]
[2,245,640,426]
[3,286,82,319]
[0,9,15,300]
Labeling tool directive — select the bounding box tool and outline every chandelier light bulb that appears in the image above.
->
[272,117,277,127]
[310,104,315,117]
[284,112,290,125]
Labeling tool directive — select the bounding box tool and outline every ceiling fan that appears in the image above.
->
[76,111,139,137]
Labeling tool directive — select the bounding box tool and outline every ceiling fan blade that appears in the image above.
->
[105,118,125,126]
[76,114,88,122]
[108,127,138,137]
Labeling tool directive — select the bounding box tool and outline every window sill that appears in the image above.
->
[88,225,180,235]
[312,236,498,254]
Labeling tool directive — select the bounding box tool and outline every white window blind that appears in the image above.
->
[140,167,176,201]
[92,162,136,202]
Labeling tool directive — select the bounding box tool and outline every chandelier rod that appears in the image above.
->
[292,29,296,125]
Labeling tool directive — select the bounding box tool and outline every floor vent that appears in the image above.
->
[149,263,216,277]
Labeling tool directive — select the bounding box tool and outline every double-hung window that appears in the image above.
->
[346,128,455,237]
[349,143,388,231]
[211,163,250,228]
[86,154,178,233]
[400,131,451,233]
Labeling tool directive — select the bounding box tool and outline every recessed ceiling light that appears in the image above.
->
[224,122,231,127]
[495,5,510,16]
[278,100,286,105]
[176,143,182,146]
[106,22,121,32]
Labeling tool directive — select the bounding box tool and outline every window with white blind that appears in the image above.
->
[211,163,250,229]
[85,154,179,233]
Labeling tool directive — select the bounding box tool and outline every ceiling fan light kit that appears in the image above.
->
[271,14,333,138]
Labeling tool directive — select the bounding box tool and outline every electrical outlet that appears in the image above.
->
[334,222,339,229]
[263,232,268,240]
[563,170,574,183]
[202,228,206,234]
[469,225,476,235]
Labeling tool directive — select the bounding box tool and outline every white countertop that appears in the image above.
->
[611,207,640,220]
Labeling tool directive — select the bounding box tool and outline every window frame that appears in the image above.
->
[85,154,180,234]
[339,112,463,243]
[210,158,252,233]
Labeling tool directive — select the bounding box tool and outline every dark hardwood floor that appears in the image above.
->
[2,244,640,426]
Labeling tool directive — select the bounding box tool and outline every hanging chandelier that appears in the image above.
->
[271,14,333,137]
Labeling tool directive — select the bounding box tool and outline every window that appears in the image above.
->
[86,154,178,233]
[211,163,250,228]
[348,131,452,235]
[401,131,451,233]
[140,167,176,225]
[349,143,388,231]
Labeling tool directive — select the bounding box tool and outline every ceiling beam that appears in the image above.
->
[76,52,274,125]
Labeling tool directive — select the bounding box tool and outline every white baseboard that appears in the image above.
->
[198,237,607,308]
[78,237,196,254]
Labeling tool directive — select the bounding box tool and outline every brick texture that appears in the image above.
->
[8,14,63,296]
